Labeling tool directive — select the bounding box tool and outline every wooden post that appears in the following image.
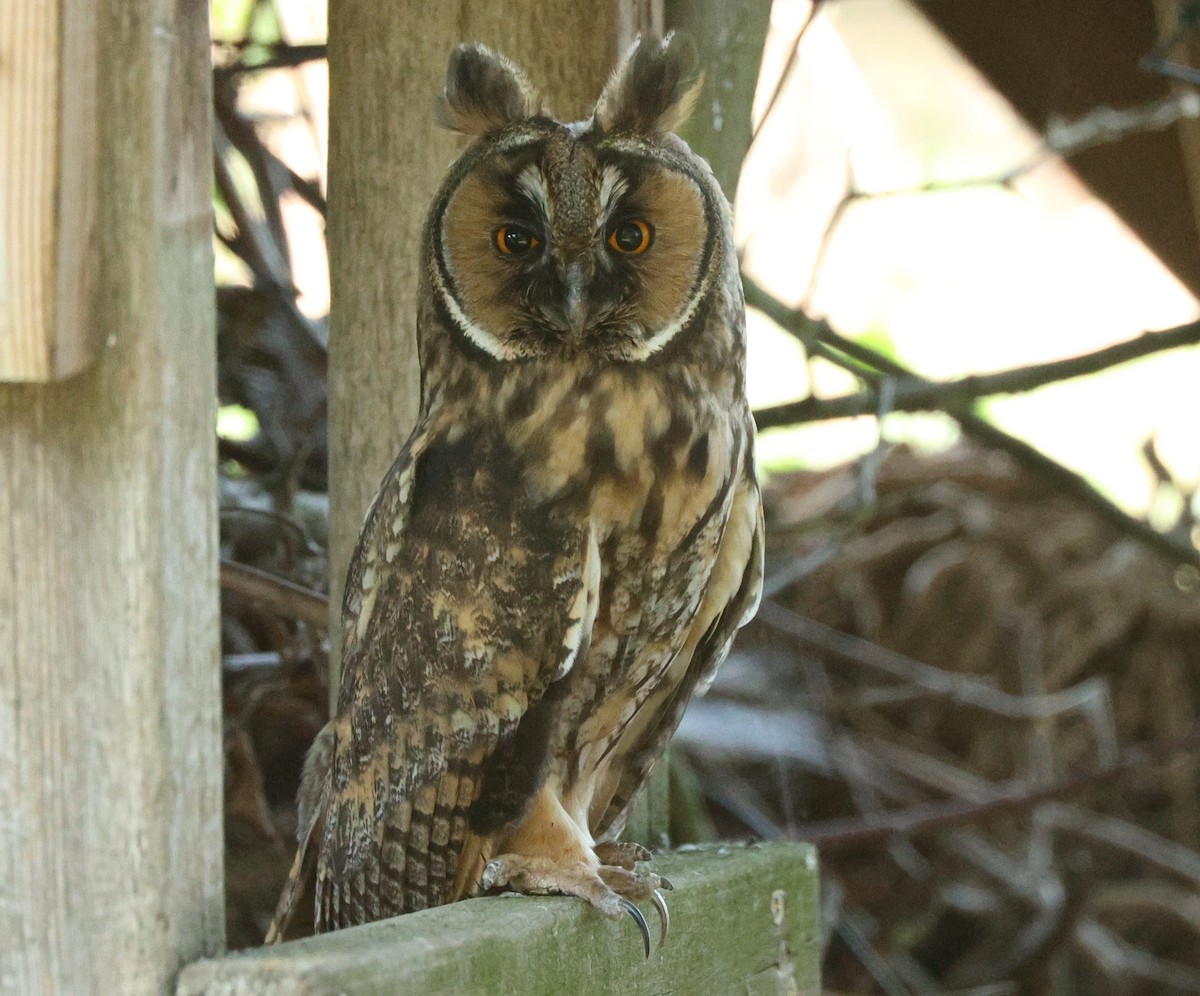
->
[178,844,821,995]
[0,0,100,380]
[0,0,223,991]
[325,0,660,688]
[665,0,774,200]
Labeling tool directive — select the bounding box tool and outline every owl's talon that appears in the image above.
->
[651,888,670,948]
[480,858,508,892]
[619,897,652,958]
[658,875,674,891]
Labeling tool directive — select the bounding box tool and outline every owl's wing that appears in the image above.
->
[595,450,764,841]
[270,417,599,937]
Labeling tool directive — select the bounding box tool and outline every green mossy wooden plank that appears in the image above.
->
[179,843,820,996]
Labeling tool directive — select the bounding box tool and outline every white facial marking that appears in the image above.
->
[431,262,515,361]
[515,164,552,226]
[625,267,715,360]
[597,165,628,228]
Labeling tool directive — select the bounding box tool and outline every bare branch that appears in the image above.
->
[752,318,1200,428]
[793,722,1200,852]
[1045,91,1200,160]
[219,559,329,630]
[742,276,1200,570]
[212,42,328,77]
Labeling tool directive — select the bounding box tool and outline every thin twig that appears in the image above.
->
[1036,802,1200,888]
[958,416,1200,570]
[1045,91,1200,159]
[213,79,293,264]
[213,123,293,290]
[802,90,1200,210]
[749,0,827,146]
[213,112,328,352]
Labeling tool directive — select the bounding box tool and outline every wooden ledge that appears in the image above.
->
[178,842,820,995]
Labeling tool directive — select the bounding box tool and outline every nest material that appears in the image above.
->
[677,442,1200,994]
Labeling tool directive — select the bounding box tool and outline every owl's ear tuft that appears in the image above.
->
[437,43,544,136]
[593,33,702,136]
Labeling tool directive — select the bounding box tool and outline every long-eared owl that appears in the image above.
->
[269,34,763,944]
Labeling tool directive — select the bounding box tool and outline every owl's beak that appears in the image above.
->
[562,261,589,337]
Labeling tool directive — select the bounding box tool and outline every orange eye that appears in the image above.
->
[608,219,653,255]
[495,225,540,256]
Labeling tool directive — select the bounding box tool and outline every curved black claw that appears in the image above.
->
[619,897,652,959]
[651,889,671,949]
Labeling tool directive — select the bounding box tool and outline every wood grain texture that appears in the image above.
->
[325,2,660,689]
[178,843,821,995]
[0,0,99,381]
[0,0,222,990]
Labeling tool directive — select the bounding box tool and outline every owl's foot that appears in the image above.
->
[480,853,667,957]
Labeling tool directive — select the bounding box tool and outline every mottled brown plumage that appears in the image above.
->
[268,34,763,942]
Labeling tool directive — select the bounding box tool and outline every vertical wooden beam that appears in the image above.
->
[326,2,659,683]
[0,0,223,990]
[665,0,774,201]
[0,0,99,380]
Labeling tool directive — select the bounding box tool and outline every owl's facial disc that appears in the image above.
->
[435,131,716,363]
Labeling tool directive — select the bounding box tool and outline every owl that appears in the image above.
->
[268,34,763,952]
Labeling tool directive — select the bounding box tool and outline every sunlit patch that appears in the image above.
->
[217,403,259,441]
[739,0,1200,512]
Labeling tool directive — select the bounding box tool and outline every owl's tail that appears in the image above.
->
[264,835,317,944]
[264,721,336,944]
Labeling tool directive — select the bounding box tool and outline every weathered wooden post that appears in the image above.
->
[0,0,223,991]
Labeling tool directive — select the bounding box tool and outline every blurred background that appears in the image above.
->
[212,1,1200,991]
